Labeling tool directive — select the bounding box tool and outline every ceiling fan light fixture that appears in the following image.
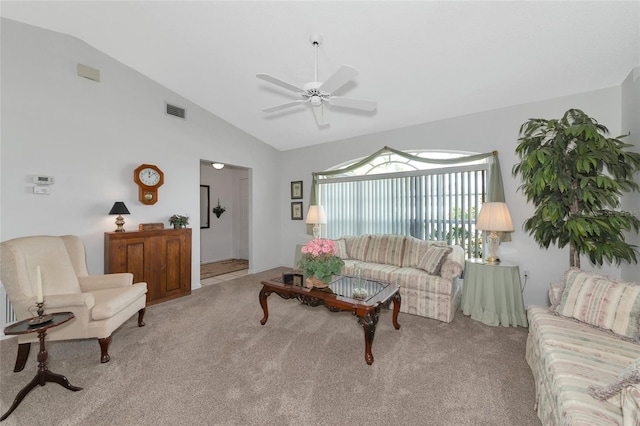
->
[310,95,322,107]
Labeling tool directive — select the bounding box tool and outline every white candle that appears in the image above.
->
[36,265,43,303]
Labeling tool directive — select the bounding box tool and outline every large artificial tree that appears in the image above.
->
[512,108,640,268]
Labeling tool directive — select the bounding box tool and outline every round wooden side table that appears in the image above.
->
[1,312,82,421]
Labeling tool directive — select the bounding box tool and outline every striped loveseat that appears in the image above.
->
[526,269,640,425]
[334,235,464,323]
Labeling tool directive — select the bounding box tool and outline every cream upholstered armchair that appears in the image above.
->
[0,235,147,371]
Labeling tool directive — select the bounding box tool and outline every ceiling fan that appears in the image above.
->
[257,35,377,126]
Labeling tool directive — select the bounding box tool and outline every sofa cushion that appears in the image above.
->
[334,239,349,260]
[589,357,640,406]
[340,259,363,277]
[90,283,147,321]
[418,246,452,275]
[344,235,371,261]
[357,262,399,283]
[554,269,640,341]
[365,235,406,267]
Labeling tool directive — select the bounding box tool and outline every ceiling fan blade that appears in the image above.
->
[319,65,358,94]
[262,100,306,113]
[256,73,304,93]
[312,104,329,126]
[327,96,377,111]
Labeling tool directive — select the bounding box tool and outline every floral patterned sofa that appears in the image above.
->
[333,235,464,323]
[526,269,640,425]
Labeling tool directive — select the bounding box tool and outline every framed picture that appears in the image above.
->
[200,185,210,229]
[291,181,303,199]
[292,274,304,287]
[291,202,303,220]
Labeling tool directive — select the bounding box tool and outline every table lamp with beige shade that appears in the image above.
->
[306,205,327,238]
[475,202,514,264]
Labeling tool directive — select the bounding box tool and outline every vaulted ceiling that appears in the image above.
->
[2,1,639,151]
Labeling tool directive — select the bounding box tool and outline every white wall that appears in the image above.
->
[620,67,640,282]
[0,19,282,297]
[280,86,627,307]
[199,162,249,263]
[2,18,637,313]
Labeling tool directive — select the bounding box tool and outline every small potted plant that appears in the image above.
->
[169,214,189,229]
[297,238,344,288]
[212,199,226,218]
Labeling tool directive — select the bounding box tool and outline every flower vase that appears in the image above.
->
[173,224,186,229]
[305,276,329,289]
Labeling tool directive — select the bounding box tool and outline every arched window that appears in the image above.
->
[317,149,490,258]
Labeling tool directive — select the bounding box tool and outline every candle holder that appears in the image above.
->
[352,268,368,299]
[27,301,53,326]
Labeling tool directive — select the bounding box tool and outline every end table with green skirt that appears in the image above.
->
[461,259,528,327]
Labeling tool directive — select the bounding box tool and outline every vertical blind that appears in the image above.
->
[318,164,487,258]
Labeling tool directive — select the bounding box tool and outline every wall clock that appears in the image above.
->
[134,164,164,205]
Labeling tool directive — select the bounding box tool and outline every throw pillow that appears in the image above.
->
[334,239,349,260]
[417,246,452,275]
[589,358,640,405]
[347,235,371,261]
[554,270,640,341]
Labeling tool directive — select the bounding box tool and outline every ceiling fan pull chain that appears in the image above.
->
[313,39,318,82]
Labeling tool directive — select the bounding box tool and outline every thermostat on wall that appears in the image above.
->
[33,176,54,185]
[33,186,51,195]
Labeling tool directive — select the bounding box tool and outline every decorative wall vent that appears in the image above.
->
[165,103,186,119]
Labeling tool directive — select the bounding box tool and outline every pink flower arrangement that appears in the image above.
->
[300,238,337,257]
[298,238,344,284]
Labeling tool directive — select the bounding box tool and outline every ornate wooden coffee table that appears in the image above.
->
[259,274,401,365]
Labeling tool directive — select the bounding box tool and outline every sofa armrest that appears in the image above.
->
[440,260,463,280]
[78,273,133,292]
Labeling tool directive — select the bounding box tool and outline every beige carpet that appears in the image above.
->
[200,259,248,279]
[0,268,540,425]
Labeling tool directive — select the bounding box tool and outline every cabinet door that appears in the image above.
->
[106,236,146,283]
[159,232,191,300]
[142,235,163,303]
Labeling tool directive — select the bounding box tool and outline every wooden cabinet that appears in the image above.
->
[104,229,192,305]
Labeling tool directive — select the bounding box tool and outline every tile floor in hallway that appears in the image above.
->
[201,268,249,286]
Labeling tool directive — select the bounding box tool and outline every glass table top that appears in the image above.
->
[324,276,389,302]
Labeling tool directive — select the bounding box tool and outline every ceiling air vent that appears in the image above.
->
[165,103,186,119]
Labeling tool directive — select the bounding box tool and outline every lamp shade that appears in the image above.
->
[305,205,327,225]
[108,202,130,215]
[476,202,514,232]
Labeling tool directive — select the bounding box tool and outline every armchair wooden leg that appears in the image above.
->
[14,343,31,372]
[138,308,146,327]
[98,336,111,363]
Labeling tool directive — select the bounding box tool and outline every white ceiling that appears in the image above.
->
[2,1,639,151]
